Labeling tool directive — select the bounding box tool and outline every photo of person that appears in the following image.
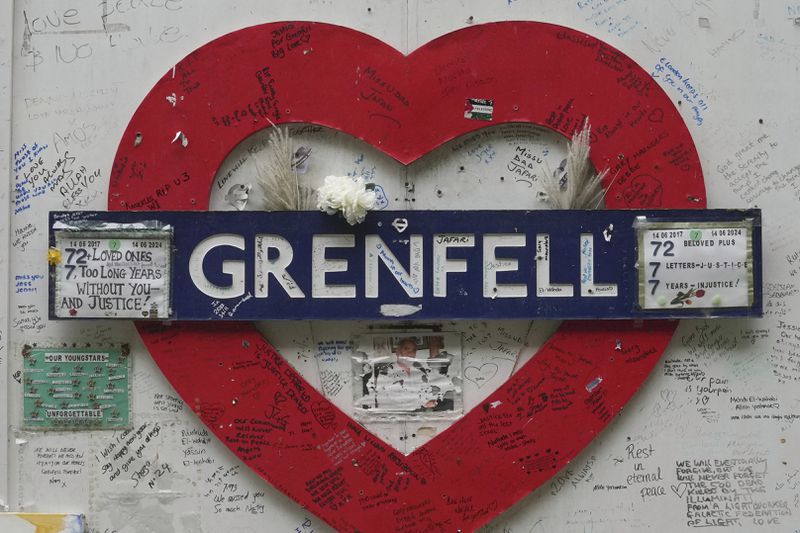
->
[353,333,462,420]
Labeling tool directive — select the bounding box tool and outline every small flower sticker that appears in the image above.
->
[48,247,62,265]
[670,286,706,306]
[316,175,377,225]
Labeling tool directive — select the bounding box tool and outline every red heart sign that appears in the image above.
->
[109,22,705,532]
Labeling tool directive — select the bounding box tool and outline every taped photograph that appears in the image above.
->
[352,333,463,420]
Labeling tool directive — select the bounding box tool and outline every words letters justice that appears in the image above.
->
[49,209,762,321]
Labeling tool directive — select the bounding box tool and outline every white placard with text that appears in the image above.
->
[53,230,172,318]
[638,222,753,310]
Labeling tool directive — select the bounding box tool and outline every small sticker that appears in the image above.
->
[292,146,312,174]
[48,247,62,265]
[372,184,389,210]
[464,98,494,121]
[586,376,603,392]
[225,183,252,211]
[391,218,409,233]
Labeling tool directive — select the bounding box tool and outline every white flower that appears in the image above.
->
[316,175,377,225]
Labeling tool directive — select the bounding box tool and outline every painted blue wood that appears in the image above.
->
[49,209,762,320]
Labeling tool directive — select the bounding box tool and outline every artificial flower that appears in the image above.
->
[316,175,377,225]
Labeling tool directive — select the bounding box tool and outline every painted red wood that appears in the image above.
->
[109,22,705,532]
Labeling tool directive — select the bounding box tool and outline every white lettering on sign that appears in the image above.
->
[365,235,423,298]
[580,234,619,297]
[255,234,305,298]
[433,233,475,297]
[536,234,574,297]
[186,232,635,300]
[189,234,244,299]
[312,234,355,298]
[483,234,527,298]
[43,352,109,363]
[639,224,752,309]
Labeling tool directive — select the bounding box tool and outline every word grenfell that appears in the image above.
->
[49,209,762,320]
[188,232,617,299]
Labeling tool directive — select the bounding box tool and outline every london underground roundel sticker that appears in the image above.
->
[108,22,705,532]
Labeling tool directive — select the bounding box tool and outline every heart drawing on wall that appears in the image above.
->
[108,21,705,532]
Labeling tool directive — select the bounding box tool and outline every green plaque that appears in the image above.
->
[23,346,130,429]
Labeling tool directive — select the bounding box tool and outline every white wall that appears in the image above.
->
[0,0,14,512]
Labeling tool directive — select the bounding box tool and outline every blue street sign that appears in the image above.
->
[49,209,761,321]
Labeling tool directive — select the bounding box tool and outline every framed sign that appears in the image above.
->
[23,346,130,430]
[49,209,762,321]
[50,221,172,319]
[636,219,756,310]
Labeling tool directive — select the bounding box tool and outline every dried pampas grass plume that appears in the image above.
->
[542,118,610,210]
[254,122,315,211]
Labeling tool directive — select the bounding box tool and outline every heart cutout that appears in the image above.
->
[109,21,705,532]
[391,217,409,233]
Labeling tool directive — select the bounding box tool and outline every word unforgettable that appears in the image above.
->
[189,232,616,300]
